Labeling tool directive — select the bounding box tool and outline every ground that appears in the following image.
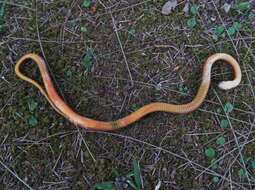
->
[0,0,255,189]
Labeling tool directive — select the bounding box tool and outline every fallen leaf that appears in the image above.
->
[162,0,178,15]
[223,3,232,13]
[183,2,190,16]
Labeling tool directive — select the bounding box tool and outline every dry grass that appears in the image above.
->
[0,0,255,189]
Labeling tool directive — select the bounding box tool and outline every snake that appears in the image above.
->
[15,53,242,131]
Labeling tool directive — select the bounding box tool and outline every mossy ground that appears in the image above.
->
[0,0,255,189]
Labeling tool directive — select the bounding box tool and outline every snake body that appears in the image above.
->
[15,53,241,131]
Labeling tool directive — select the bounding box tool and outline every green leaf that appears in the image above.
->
[240,157,251,165]
[212,34,218,41]
[220,119,229,129]
[111,168,120,178]
[0,24,4,32]
[83,56,92,69]
[126,179,139,190]
[212,176,219,183]
[131,104,139,111]
[187,17,197,28]
[128,28,136,36]
[227,26,236,36]
[224,103,234,113]
[233,22,242,30]
[248,12,255,20]
[126,171,134,178]
[28,116,38,127]
[82,48,94,69]
[132,160,142,189]
[251,161,255,169]
[211,158,218,169]
[81,26,88,33]
[238,168,245,177]
[214,26,225,36]
[0,0,7,18]
[216,136,225,145]
[90,182,116,190]
[28,100,38,112]
[205,147,216,158]
[216,108,222,113]
[0,0,7,32]
[82,0,92,8]
[235,1,251,11]
[190,4,198,15]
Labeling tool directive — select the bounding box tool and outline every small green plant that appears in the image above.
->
[238,168,246,178]
[90,159,143,190]
[216,136,225,145]
[224,102,234,113]
[187,17,197,28]
[205,148,219,182]
[82,48,95,70]
[210,158,218,169]
[251,160,255,169]
[220,119,229,129]
[190,4,198,15]
[234,1,251,12]
[212,26,225,41]
[178,83,189,95]
[81,26,88,33]
[82,0,92,8]
[131,104,139,111]
[128,28,136,37]
[205,147,216,158]
[91,182,115,190]
[187,4,198,28]
[28,99,38,112]
[28,115,38,127]
[212,0,252,41]
[214,26,225,36]
[0,0,7,32]
[227,22,242,36]
[213,21,242,40]
[27,99,39,127]
[212,176,220,183]
[223,1,251,13]
[132,160,142,189]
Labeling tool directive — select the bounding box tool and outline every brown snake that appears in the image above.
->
[15,53,241,131]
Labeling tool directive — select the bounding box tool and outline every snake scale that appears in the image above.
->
[15,53,242,131]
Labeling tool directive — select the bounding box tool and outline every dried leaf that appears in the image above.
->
[162,0,178,15]
[223,3,232,13]
[183,2,190,16]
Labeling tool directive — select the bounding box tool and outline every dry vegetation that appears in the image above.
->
[0,0,255,189]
